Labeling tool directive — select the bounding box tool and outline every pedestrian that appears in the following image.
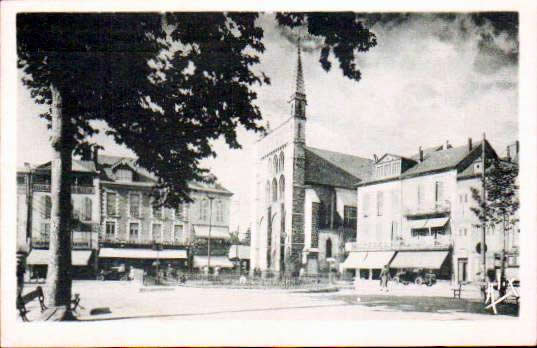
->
[380,264,390,292]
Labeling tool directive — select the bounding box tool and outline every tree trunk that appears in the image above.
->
[45,84,73,308]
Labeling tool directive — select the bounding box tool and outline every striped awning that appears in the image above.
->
[341,251,395,269]
[192,225,230,239]
[27,250,92,266]
[408,217,449,230]
[229,245,250,260]
[390,251,449,269]
[99,248,187,259]
[193,256,234,268]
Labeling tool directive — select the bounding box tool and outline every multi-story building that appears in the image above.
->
[17,160,100,280]
[250,44,372,276]
[16,152,233,277]
[344,139,519,283]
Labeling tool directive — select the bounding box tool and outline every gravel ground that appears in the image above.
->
[18,280,517,322]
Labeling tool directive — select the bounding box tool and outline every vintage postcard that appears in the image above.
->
[1,0,536,346]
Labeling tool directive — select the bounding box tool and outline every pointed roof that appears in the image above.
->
[295,39,306,97]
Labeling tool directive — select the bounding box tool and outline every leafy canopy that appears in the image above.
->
[17,12,377,207]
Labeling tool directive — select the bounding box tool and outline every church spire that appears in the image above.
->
[292,38,307,119]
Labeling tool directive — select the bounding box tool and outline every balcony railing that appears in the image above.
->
[31,237,94,249]
[404,203,451,217]
[347,237,452,252]
[32,184,94,194]
[99,236,186,247]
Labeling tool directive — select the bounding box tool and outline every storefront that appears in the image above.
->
[26,249,94,280]
[341,251,396,279]
[98,247,188,272]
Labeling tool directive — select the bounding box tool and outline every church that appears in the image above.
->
[250,44,373,276]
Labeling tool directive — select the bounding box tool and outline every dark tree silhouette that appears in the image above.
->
[17,12,377,308]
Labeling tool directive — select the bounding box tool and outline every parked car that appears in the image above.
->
[393,269,436,286]
[97,264,131,281]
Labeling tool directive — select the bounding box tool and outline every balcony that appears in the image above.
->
[404,202,451,218]
[32,184,94,194]
[31,236,95,250]
[346,236,452,252]
[99,236,186,248]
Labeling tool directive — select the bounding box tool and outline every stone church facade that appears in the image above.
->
[250,45,372,276]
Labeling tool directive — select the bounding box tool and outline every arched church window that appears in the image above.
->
[279,175,285,200]
[273,155,278,174]
[326,238,332,258]
[279,152,284,172]
[272,178,278,202]
[266,181,271,205]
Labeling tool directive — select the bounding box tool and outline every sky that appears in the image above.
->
[17,13,518,236]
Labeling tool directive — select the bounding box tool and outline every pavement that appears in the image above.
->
[18,279,516,322]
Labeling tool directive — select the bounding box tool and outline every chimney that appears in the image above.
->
[445,140,452,149]
[373,154,378,162]
[419,146,423,162]
[506,145,511,162]
[24,162,31,169]
[516,140,519,154]
[468,137,473,151]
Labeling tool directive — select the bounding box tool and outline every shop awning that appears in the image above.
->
[27,250,92,266]
[341,251,395,269]
[99,248,187,259]
[192,225,230,239]
[408,217,449,230]
[229,245,250,260]
[390,251,449,269]
[193,256,234,268]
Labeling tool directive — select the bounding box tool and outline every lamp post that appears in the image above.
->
[207,194,215,275]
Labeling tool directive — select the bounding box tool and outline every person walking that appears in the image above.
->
[380,264,390,292]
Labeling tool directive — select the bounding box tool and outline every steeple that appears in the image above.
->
[291,39,307,119]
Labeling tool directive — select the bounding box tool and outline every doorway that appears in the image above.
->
[457,258,468,282]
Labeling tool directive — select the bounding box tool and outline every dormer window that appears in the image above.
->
[116,168,133,182]
[474,161,483,174]
[375,157,401,179]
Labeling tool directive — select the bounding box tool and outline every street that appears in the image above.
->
[19,280,517,322]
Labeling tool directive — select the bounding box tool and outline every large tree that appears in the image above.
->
[18,12,377,308]
[471,158,519,293]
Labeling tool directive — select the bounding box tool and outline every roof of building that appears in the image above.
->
[34,159,96,173]
[401,141,484,178]
[304,146,373,188]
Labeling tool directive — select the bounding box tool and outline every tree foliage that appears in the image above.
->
[18,12,376,207]
[470,159,519,230]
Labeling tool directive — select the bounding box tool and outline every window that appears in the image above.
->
[279,152,285,172]
[127,193,139,218]
[176,204,185,220]
[106,192,117,216]
[392,161,398,175]
[83,197,92,221]
[272,178,278,202]
[344,206,357,227]
[200,199,209,221]
[279,175,285,200]
[153,204,163,219]
[326,239,332,258]
[105,221,116,238]
[116,169,133,182]
[435,181,444,202]
[362,193,369,217]
[411,228,428,237]
[174,224,183,242]
[377,191,383,216]
[129,222,139,240]
[17,175,26,185]
[417,184,423,208]
[41,195,52,219]
[216,200,224,222]
[152,223,162,242]
[273,155,278,174]
[464,228,468,236]
[40,222,50,239]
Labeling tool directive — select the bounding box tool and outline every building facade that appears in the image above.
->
[17,153,233,278]
[344,139,519,283]
[250,44,372,276]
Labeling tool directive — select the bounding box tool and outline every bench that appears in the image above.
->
[17,286,81,322]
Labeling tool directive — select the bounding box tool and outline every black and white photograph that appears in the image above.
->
[1,1,536,346]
